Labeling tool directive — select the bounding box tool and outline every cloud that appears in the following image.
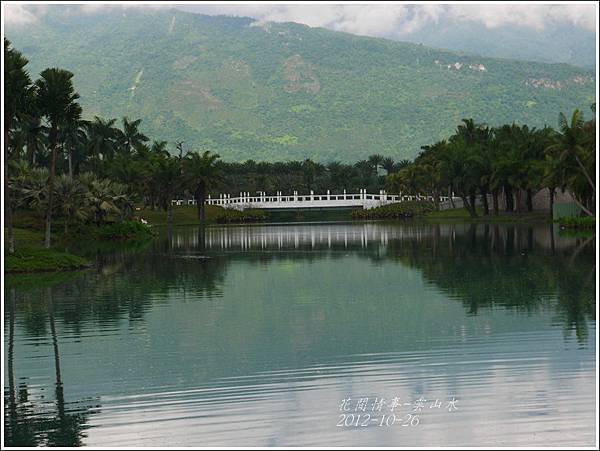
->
[3,4,47,26]
[3,3,597,35]
[176,3,597,35]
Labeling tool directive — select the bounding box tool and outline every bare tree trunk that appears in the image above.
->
[574,154,596,193]
[45,123,58,249]
[4,117,15,254]
[526,188,533,212]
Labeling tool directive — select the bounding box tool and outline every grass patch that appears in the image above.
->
[134,205,266,226]
[134,205,222,226]
[5,247,91,273]
[425,207,551,223]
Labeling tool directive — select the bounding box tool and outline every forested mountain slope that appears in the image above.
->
[6,7,596,161]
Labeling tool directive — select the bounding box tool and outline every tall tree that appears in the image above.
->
[184,150,221,221]
[34,68,80,248]
[4,39,32,254]
[119,117,148,154]
[547,109,595,215]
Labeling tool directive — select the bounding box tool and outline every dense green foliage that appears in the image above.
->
[557,215,596,229]
[351,201,434,220]
[5,247,90,273]
[72,220,155,241]
[387,107,596,218]
[5,7,595,162]
[213,209,267,224]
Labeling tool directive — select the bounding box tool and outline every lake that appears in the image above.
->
[3,222,596,447]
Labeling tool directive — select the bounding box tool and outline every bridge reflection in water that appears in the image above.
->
[166,222,574,255]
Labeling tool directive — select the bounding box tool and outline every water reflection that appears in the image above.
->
[4,222,596,446]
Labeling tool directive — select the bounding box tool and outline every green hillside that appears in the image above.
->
[5,7,596,162]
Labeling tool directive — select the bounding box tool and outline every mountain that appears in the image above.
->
[5,7,596,162]
[391,21,596,70]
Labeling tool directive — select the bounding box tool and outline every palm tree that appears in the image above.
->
[367,154,385,173]
[546,109,595,215]
[54,175,88,235]
[119,117,148,154]
[153,154,183,227]
[184,150,221,221]
[381,157,396,174]
[35,68,81,248]
[18,114,47,166]
[4,38,32,254]
[85,116,119,163]
[59,116,87,178]
[78,173,124,224]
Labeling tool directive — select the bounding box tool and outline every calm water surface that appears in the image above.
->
[4,222,596,447]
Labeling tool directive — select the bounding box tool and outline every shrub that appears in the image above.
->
[557,215,596,229]
[352,201,435,220]
[71,220,155,240]
[213,209,267,224]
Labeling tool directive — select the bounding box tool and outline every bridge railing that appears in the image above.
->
[172,191,453,208]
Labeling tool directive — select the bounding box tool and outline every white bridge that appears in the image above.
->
[173,190,452,211]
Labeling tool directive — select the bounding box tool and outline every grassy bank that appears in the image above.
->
[6,214,156,273]
[4,228,91,273]
[134,205,267,226]
[424,207,552,223]
[351,202,554,224]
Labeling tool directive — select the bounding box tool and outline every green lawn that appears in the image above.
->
[133,205,225,226]
[4,227,91,273]
[425,207,552,223]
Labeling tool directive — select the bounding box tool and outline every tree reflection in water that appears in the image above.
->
[3,222,595,446]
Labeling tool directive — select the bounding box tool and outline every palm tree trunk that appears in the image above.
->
[469,191,478,217]
[548,187,555,218]
[45,122,58,249]
[504,185,514,212]
[492,190,499,215]
[515,189,523,214]
[167,202,173,227]
[4,116,15,254]
[196,184,206,221]
[68,147,73,179]
[481,187,489,216]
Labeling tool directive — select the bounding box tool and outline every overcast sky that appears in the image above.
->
[4,2,597,39]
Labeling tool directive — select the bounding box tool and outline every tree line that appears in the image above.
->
[386,114,595,218]
[4,38,596,256]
